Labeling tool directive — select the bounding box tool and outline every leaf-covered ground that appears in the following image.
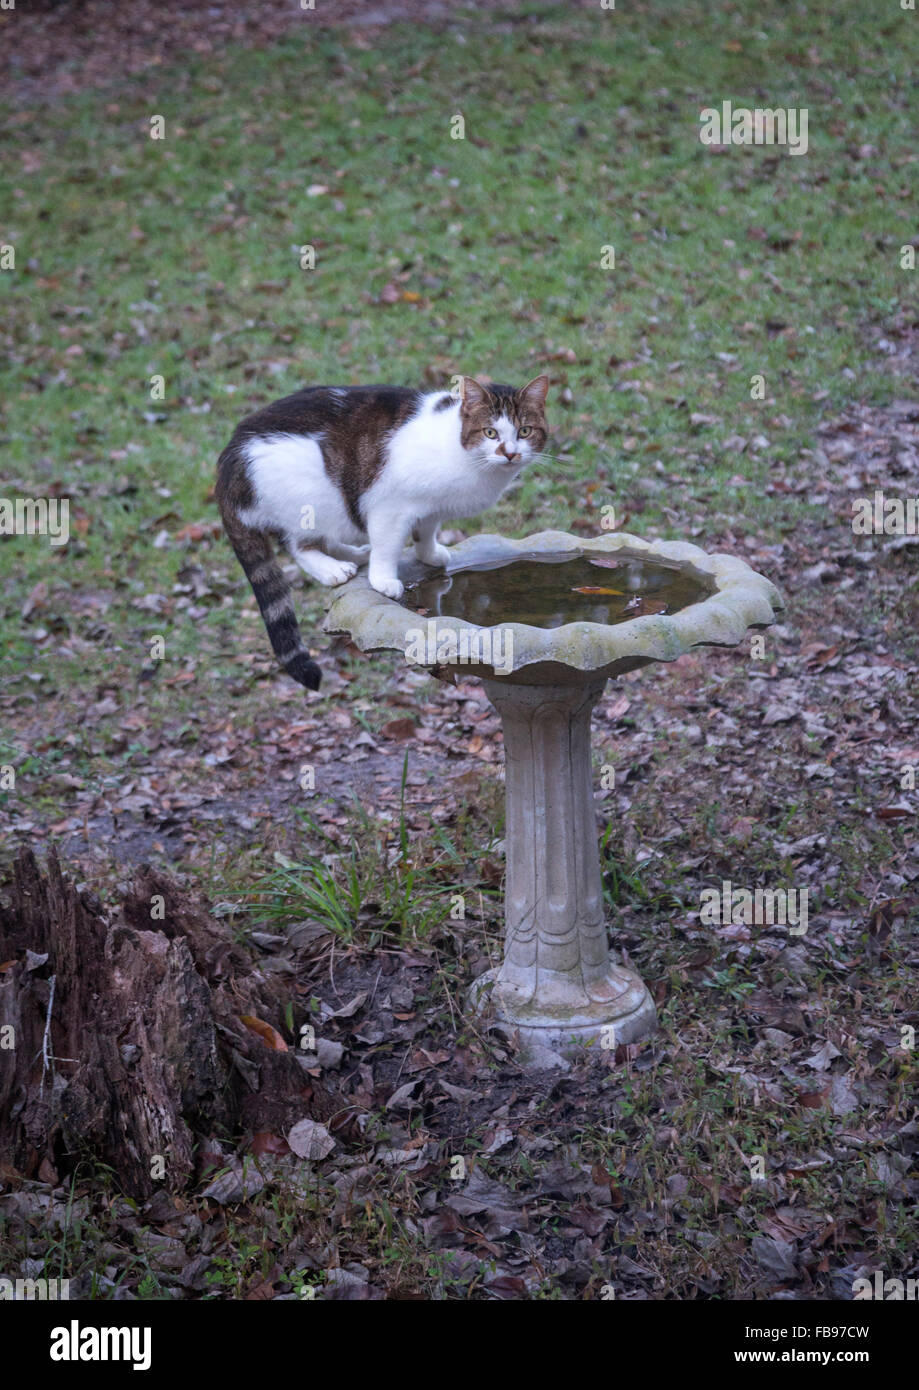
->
[0,0,917,1300]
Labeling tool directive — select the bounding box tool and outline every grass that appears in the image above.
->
[225,744,505,946]
[247,810,477,947]
[0,0,915,700]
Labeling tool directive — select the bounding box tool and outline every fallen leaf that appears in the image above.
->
[240,1015,288,1052]
[201,1164,266,1203]
[804,1040,841,1070]
[798,1084,831,1109]
[21,581,48,620]
[829,1073,859,1116]
[386,1080,422,1111]
[323,991,367,1020]
[763,704,799,726]
[382,718,416,741]
[38,1157,58,1185]
[249,1131,291,1157]
[245,1279,276,1300]
[752,1235,798,1280]
[287,1118,335,1160]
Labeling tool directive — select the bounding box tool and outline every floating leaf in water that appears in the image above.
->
[571,585,624,596]
[620,595,669,616]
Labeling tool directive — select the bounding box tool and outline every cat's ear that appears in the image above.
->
[516,374,550,410]
[460,377,489,409]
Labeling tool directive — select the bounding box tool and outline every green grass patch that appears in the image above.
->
[0,0,914,697]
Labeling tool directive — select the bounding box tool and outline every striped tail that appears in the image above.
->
[225,521,321,691]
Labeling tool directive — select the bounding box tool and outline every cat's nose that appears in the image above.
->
[498,445,518,463]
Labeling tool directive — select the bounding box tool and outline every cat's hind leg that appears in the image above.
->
[291,545,358,587]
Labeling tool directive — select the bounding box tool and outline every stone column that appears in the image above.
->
[472,679,656,1058]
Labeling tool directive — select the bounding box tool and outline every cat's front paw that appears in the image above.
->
[324,560,358,586]
[369,573,404,600]
[417,541,451,570]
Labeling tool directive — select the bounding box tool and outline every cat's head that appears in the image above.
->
[458,375,549,472]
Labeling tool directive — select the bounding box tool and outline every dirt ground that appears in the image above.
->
[4,0,576,103]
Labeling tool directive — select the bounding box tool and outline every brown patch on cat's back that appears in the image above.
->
[225,385,424,530]
[320,387,426,528]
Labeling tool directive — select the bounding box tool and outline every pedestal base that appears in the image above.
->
[470,961,656,1059]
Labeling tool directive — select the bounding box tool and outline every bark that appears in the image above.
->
[0,848,336,1198]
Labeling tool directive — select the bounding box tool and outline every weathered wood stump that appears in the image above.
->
[0,848,335,1198]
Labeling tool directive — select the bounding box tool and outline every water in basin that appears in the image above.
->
[401,552,713,629]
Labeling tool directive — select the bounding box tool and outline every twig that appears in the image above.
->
[39,973,56,1099]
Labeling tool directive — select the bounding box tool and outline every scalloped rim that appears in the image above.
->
[323,529,785,678]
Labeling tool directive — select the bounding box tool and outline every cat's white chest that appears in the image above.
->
[376,397,504,519]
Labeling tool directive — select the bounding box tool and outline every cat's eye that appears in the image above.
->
[482,426,498,438]
[517,426,532,438]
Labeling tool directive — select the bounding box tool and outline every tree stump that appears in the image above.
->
[0,848,336,1198]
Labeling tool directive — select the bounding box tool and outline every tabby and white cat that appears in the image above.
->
[216,375,549,690]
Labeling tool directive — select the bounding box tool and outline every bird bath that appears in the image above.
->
[324,531,783,1064]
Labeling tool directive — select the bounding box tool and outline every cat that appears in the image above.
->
[216,374,549,691]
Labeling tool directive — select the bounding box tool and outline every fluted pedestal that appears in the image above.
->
[470,679,656,1060]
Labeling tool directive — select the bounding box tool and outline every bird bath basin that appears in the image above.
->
[324,531,783,1063]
